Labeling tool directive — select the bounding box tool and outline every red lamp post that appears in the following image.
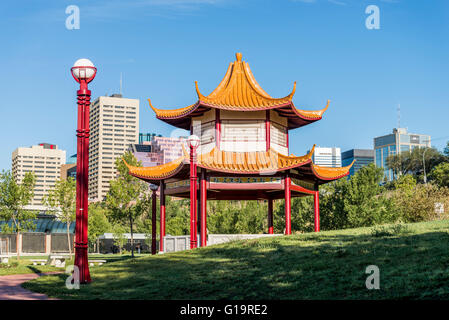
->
[188,135,200,249]
[71,58,96,284]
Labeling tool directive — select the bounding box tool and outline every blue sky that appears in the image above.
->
[0,0,448,171]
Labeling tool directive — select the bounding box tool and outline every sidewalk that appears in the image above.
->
[0,272,60,300]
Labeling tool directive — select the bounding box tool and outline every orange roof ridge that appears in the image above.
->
[125,156,186,180]
[312,159,355,180]
[148,98,197,119]
[196,147,314,173]
[194,52,296,109]
[293,100,330,120]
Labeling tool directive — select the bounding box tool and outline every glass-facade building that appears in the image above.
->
[341,149,374,177]
[374,128,431,181]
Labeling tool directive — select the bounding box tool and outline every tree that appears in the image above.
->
[112,224,127,254]
[443,141,449,158]
[0,170,36,260]
[386,147,445,181]
[88,203,112,253]
[430,162,449,188]
[106,152,148,257]
[44,177,76,257]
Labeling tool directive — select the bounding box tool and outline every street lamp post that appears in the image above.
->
[422,139,431,184]
[188,135,200,249]
[71,58,96,284]
[423,148,428,184]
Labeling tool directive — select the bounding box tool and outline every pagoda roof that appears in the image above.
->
[149,53,329,130]
[124,146,354,184]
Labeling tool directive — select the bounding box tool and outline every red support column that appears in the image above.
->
[284,174,292,235]
[151,189,157,254]
[265,110,271,151]
[189,145,198,249]
[268,198,274,234]
[159,181,166,252]
[314,190,320,232]
[215,109,221,150]
[200,170,207,247]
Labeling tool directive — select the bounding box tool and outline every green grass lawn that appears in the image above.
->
[22,219,449,299]
[0,254,148,276]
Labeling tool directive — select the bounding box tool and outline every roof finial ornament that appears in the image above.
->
[236,52,242,62]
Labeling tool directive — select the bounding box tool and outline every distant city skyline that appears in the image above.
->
[1,0,448,171]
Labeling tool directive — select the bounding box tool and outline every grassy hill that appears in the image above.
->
[23,219,449,299]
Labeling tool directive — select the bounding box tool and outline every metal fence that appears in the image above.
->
[163,234,282,253]
[51,233,75,253]
[22,233,46,253]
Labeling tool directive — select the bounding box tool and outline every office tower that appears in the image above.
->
[374,128,431,181]
[60,154,77,180]
[129,134,185,167]
[88,94,139,202]
[341,149,374,177]
[12,143,66,208]
[312,147,342,167]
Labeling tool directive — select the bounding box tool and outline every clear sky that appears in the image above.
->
[0,0,448,171]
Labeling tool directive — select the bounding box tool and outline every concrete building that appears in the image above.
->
[88,94,139,202]
[374,128,431,181]
[341,149,374,177]
[129,134,186,167]
[311,147,341,167]
[11,143,66,208]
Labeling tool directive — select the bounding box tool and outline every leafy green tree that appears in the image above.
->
[44,177,76,257]
[443,141,449,158]
[112,224,127,254]
[343,164,399,227]
[106,152,147,257]
[0,170,36,260]
[88,203,112,253]
[386,147,445,181]
[430,162,449,188]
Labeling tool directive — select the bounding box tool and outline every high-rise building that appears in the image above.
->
[311,147,341,167]
[374,128,431,181]
[88,94,139,202]
[341,149,374,177]
[129,134,185,167]
[12,143,66,208]
[60,154,77,180]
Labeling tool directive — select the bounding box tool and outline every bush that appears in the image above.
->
[392,182,449,222]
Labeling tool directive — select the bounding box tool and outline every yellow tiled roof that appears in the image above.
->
[195,52,295,109]
[125,147,354,182]
[312,160,355,180]
[148,53,329,124]
[124,157,185,180]
[194,146,315,174]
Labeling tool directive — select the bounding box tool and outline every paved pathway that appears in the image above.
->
[0,272,60,300]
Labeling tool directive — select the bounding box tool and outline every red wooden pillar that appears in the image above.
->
[215,109,221,150]
[268,199,274,234]
[200,170,207,247]
[284,174,292,235]
[314,190,320,232]
[189,145,198,249]
[159,181,166,252]
[265,110,271,151]
[151,189,157,255]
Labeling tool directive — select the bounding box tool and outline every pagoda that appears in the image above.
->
[126,53,354,251]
